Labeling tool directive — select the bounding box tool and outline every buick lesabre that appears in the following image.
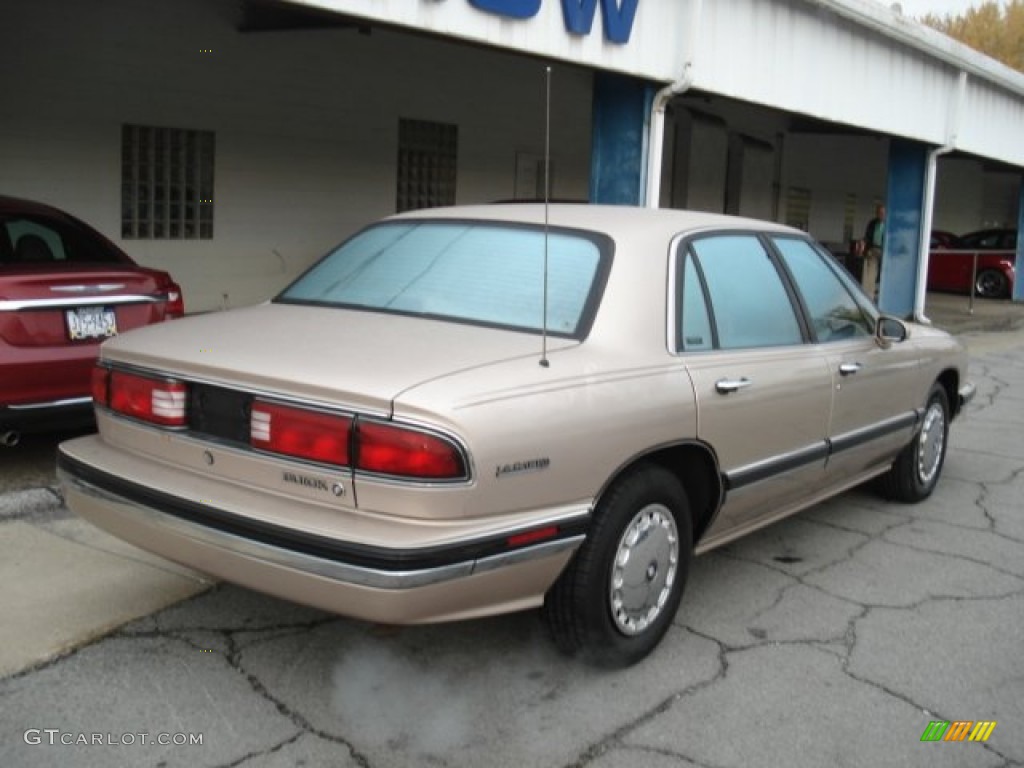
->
[58,205,974,666]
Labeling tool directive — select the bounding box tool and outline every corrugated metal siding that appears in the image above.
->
[296,0,691,82]
[695,0,952,143]
[294,0,1024,169]
[692,0,1024,167]
[959,79,1024,167]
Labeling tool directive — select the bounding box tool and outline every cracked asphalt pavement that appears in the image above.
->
[1,329,1022,767]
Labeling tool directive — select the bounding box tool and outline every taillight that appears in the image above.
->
[251,401,351,466]
[248,401,466,480]
[356,421,466,480]
[164,278,185,319]
[91,364,111,406]
[108,370,187,426]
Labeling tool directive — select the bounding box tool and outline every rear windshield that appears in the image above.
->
[0,214,126,266]
[277,220,611,338]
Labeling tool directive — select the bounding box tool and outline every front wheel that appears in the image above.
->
[876,383,950,502]
[543,463,693,667]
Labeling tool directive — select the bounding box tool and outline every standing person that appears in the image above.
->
[861,204,885,300]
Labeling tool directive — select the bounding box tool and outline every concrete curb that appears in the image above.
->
[0,488,211,678]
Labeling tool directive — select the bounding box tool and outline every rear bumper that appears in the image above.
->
[0,341,96,432]
[1,397,94,434]
[57,442,587,624]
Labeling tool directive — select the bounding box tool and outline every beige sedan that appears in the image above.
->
[58,205,974,666]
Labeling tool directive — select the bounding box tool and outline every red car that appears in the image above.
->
[1,195,184,444]
[928,228,1017,299]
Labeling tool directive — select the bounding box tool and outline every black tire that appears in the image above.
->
[876,383,950,502]
[542,463,693,667]
[975,269,1009,299]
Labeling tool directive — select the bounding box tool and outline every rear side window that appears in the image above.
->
[959,230,1014,250]
[0,215,121,266]
[687,235,803,349]
[278,221,611,338]
[678,254,714,351]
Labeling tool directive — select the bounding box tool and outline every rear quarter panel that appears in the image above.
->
[376,348,698,520]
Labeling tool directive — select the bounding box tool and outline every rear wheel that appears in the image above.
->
[876,383,950,502]
[975,269,1009,299]
[543,464,693,667]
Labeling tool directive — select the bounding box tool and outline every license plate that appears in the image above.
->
[66,306,118,340]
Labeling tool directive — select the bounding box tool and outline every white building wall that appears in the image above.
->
[0,0,594,311]
[934,159,984,234]
[736,141,776,222]
[782,134,888,245]
[981,172,1022,229]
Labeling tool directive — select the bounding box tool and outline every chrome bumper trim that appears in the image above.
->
[0,294,168,311]
[59,467,585,590]
[6,396,92,411]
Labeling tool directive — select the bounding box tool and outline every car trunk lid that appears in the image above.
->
[99,302,576,416]
[0,266,175,348]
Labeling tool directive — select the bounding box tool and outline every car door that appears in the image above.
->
[675,233,833,547]
[769,236,921,480]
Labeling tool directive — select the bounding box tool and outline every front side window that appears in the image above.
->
[278,221,610,338]
[688,235,803,349]
[772,237,873,342]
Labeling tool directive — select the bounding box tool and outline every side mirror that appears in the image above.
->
[875,316,907,348]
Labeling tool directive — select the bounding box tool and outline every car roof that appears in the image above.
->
[389,204,803,242]
[959,227,1016,236]
[0,194,70,217]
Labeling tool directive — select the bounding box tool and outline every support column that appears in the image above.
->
[878,139,928,318]
[590,72,656,205]
[1015,176,1024,303]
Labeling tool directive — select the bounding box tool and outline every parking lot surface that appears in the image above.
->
[1,294,1022,768]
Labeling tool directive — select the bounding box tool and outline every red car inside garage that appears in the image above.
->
[1,195,184,444]
[928,228,1017,299]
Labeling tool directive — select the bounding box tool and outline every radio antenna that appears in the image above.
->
[540,65,552,368]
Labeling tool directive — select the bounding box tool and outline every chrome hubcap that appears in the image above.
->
[610,503,679,636]
[917,402,946,485]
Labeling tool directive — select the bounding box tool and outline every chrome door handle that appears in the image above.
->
[839,362,863,376]
[715,377,752,394]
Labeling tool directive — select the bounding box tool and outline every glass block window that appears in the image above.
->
[396,119,457,213]
[121,124,215,239]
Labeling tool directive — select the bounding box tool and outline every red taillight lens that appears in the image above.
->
[165,280,185,319]
[251,401,351,466]
[108,371,187,426]
[247,403,466,479]
[91,365,110,406]
[356,421,466,480]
